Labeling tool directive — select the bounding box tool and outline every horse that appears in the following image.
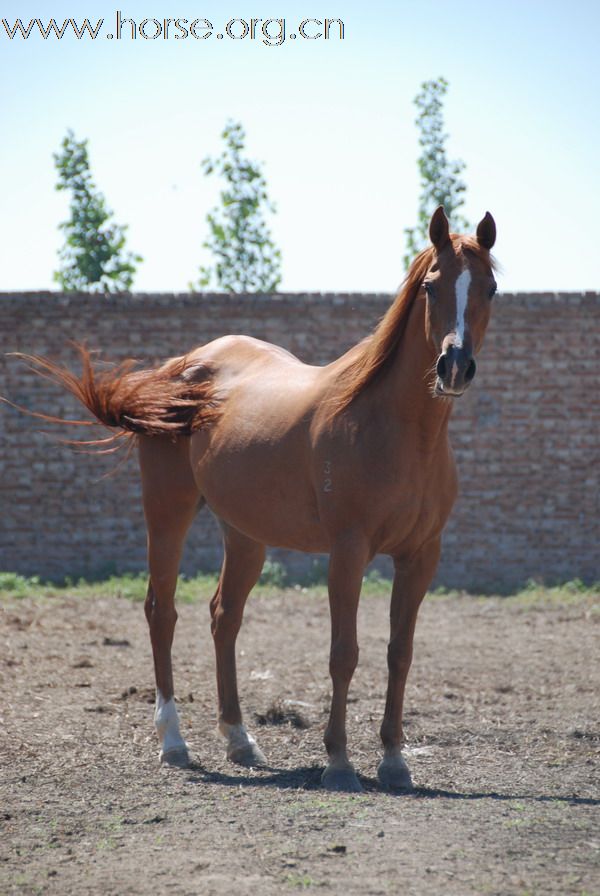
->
[9,206,497,792]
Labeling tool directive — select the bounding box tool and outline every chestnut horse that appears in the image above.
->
[10,207,497,792]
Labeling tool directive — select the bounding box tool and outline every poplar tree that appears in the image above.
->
[194,121,281,293]
[404,78,470,269]
[54,130,142,292]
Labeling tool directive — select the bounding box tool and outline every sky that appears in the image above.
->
[1,0,599,294]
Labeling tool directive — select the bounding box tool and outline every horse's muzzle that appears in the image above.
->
[435,346,476,397]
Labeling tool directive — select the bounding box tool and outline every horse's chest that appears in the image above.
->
[375,455,457,556]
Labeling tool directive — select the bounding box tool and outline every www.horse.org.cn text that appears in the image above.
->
[1,14,346,46]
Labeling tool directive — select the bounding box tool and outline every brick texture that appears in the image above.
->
[1,291,598,589]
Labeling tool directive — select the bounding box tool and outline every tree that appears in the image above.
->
[404,78,470,269]
[54,130,142,292]
[194,120,281,293]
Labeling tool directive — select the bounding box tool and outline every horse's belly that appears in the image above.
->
[190,433,330,552]
[204,481,330,552]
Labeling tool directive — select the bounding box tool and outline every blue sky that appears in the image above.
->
[1,0,599,293]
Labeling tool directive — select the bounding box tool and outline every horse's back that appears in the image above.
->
[189,334,311,380]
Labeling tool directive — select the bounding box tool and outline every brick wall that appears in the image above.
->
[1,291,598,589]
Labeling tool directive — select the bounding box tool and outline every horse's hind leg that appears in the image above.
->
[139,436,200,768]
[210,524,267,767]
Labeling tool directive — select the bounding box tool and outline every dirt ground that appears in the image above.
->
[1,587,598,896]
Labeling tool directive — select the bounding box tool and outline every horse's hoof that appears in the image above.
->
[377,755,413,792]
[321,766,363,793]
[160,747,191,768]
[227,742,267,768]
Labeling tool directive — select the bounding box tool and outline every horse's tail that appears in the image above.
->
[5,344,219,449]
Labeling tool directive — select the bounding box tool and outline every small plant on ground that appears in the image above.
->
[259,560,288,588]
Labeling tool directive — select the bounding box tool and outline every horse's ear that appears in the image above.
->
[429,206,450,251]
[476,211,496,250]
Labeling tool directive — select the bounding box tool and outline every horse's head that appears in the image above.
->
[423,207,497,398]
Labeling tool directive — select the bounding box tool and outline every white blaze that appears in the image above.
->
[454,268,471,348]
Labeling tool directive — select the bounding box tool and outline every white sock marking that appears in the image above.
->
[155,690,187,755]
[454,268,471,348]
[218,721,257,753]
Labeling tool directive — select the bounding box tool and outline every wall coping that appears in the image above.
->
[1,290,599,305]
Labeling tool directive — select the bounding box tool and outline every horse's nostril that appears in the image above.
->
[436,354,447,378]
[465,358,476,382]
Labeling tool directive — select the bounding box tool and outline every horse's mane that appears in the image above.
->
[329,235,496,415]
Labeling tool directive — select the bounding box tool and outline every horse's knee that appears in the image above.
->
[386,642,412,678]
[211,600,243,643]
[146,602,178,642]
[209,587,220,622]
[144,583,155,623]
[329,640,359,683]
[145,580,177,622]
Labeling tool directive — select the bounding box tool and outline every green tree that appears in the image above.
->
[404,78,470,269]
[194,120,281,293]
[54,130,142,292]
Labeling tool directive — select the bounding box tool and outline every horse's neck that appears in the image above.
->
[379,293,453,441]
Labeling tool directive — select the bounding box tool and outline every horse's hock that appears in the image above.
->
[1,290,598,589]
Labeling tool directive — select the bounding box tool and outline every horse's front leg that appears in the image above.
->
[378,538,441,791]
[322,536,369,793]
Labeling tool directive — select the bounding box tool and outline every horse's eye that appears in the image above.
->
[488,282,497,299]
[424,282,434,298]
